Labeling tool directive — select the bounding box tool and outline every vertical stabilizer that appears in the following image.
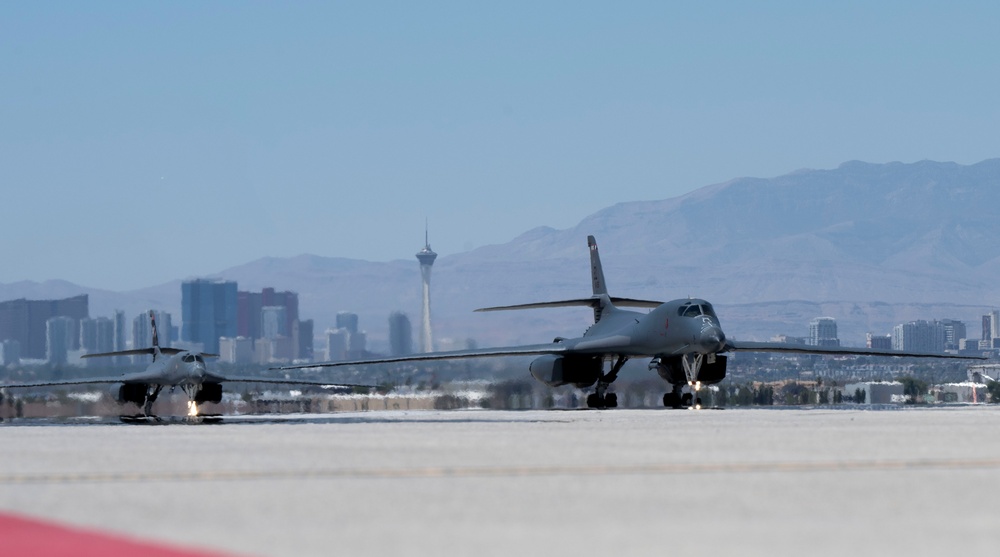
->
[588,235,612,323]
[588,235,608,296]
[149,310,162,360]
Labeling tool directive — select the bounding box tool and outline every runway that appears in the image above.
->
[3,406,1000,556]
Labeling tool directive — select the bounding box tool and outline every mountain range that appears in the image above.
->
[3,158,999,350]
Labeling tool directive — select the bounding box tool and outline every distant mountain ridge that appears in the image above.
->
[3,159,998,349]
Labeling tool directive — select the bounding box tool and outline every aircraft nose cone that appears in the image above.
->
[699,326,726,352]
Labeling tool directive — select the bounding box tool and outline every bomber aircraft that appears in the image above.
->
[276,235,985,409]
[1,311,371,418]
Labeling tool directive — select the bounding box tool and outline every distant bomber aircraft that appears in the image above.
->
[277,236,984,409]
[1,311,371,418]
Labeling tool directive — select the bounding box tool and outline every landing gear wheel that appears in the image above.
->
[681,393,693,407]
[663,392,682,409]
[695,397,703,407]
[605,393,618,408]
[586,393,601,408]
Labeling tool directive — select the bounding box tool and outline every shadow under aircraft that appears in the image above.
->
[276,235,986,409]
[1,311,371,418]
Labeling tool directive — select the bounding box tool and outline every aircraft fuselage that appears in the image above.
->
[562,297,726,359]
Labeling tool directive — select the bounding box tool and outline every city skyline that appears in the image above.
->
[2,286,997,367]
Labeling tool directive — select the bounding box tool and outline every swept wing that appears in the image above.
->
[275,343,569,371]
[1,372,374,389]
[726,340,984,360]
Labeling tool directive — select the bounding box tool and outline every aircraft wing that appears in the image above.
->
[475,297,662,312]
[726,340,987,360]
[211,373,377,388]
[273,343,568,371]
[0,376,135,388]
[2,374,377,389]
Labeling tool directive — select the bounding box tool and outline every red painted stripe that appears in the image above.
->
[0,512,242,557]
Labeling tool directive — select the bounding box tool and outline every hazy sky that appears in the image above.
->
[2,2,999,291]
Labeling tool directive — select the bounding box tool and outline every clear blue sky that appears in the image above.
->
[2,1,998,291]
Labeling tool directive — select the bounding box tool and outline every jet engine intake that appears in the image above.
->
[115,383,148,405]
[529,354,602,388]
[195,382,223,404]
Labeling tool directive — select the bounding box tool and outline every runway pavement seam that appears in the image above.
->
[3,457,1000,485]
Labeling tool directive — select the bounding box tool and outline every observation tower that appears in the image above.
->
[416,226,438,353]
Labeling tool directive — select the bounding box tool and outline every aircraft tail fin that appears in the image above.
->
[474,236,662,323]
[588,235,608,296]
[81,310,173,360]
[149,310,161,351]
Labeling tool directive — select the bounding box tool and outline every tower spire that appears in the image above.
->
[416,223,438,353]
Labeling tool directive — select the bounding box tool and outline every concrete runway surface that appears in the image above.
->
[2,406,1000,557]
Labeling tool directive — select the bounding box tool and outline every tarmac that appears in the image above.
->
[2,406,1000,556]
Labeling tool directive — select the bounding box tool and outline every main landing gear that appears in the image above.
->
[586,355,629,409]
[143,384,163,417]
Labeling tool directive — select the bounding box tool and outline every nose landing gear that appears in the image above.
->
[662,352,708,409]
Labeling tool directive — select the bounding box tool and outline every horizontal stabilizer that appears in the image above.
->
[475,297,662,312]
[81,348,217,359]
[726,340,987,360]
[81,348,161,359]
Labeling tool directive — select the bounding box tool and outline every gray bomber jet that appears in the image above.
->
[1,311,371,417]
[276,235,984,409]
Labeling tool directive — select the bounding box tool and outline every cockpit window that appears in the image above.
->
[678,303,717,318]
[195,355,204,364]
[678,304,702,317]
[182,354,195,363]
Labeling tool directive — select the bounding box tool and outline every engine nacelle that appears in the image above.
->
[115,383,148,405]
[529,354,602,388]
[650,355,727,385]
[195,382,223,404]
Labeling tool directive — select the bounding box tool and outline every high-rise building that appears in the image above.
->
[347,330,367,359]
[112,310,128,366]
[46,316,75,365]
[237,287,299,340]
[892,320,946,353]
[866,333,892,350]
[80,317,114,368]
[982,311,1000,343]
[113,310,127,351]
[940,319,967,351]
[336,312,359,334]
[389,311,413,357]
[296,319,314,361]
[219,337,255,364]
[261,306,288,339]
[80,317,114,353]
[1,340,21,366]
[326,328,349,361]
[808,317,839,347]
[416,227,438,353]
[0,295,88,359]
[182,279,237,355]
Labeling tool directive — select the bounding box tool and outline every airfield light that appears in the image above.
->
[187,400,199,417]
